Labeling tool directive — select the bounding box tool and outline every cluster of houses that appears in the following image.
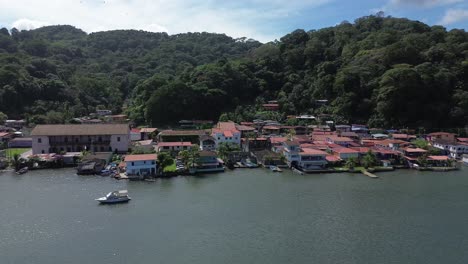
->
[18,120,464,177]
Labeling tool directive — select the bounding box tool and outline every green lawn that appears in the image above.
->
[5,148,31,157]
[163,161,177,173]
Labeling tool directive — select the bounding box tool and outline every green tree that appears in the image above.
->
[361,150,379,169]
[345,157,358,170]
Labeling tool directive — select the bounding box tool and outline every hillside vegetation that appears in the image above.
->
[0,14,467,129]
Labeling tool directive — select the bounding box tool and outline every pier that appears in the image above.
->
[361,169,378,178]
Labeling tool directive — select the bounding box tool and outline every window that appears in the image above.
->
[144,161,146,164]
[132,162,134,166]
[38,138,42,143]
[41,150,45,154]
[117,137,121,142]
[218,137,220,140]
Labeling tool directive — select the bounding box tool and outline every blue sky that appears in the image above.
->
[0,0,467,42]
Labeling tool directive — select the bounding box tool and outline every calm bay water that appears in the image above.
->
[1,166,468,263]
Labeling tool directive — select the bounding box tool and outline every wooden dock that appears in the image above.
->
[361,169,378,178]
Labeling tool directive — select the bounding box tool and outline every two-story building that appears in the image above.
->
[156,142,192,154]
[433,141,468,159]
[211,122,241,148]
[298,148,328,171]
[30,124,129,154]
[124,154,157,176]
[193,151,224,173]
[427,132,456,143]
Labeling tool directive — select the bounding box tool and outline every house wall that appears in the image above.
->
[32,136,50,154]
[213,132,241,147]
[130,132,141,141]
[126,160,157,175]
[337,152,359,159]
[110,134,129,153]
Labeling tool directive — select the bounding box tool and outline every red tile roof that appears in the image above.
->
[300,148,327,155]
[333,148,359,154]
[428,155,449,161]
[0,132,10,137]
[223,131,233,137]
[404,147,428,153]
[326,155,341,162]
[457,138,468,142]
[131,128,141,133]
[140,128,158,133]
[270,137,287,144]
[428,132,455,136]
[124,154,157,162]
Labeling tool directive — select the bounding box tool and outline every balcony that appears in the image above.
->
[49,140,111,146]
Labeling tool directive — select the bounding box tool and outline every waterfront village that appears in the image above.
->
[0,103,467,179]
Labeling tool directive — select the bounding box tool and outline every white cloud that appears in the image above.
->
[12,18,49,31]
[438,8,468,25]
[389,0,463,7]
[0,0,332,42]
[375,0,463,13]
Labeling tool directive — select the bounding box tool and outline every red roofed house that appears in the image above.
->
[130,128,141,141]
[156,142,193,154]
[282,140,328,170]
[326,135,354,147]
[427,132,456,143]
[375,139,407,151]
[211,122,241,148]
[263,103,279,111]
[270,137,287,152]
[391,133,416,141]
[0,132,12,144]
[331,147,359,160]
[124,154,157,176]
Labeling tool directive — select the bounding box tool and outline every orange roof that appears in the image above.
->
[326,155,341,162]
[428,155,449,161]
[270,137,287,144]
[326,136,353,142]
[300,148,327,155]
[404,147,427,153]
[428,132,455,136]
[224,130,233,137]
[333,148,359,154]
[140,128,158,133]
[350,147,371,153]
[124,154,157,162]
[263,126,280,130]
[0,132,10,137]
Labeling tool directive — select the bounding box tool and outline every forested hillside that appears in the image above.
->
[0,25,260,123]
[1,14,467,129]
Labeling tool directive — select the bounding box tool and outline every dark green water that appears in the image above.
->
[1,166,468,263]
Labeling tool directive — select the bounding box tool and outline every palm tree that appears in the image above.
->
[345,157,358,170]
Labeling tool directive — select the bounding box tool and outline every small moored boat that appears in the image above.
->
[96,190,131,204]
[463,154,468,165]
[269,165,282,172]
[16,167,29,175]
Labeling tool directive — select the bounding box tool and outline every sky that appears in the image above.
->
[0,0,467,43]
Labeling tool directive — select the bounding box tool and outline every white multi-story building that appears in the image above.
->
[30,124,129,154]
[211,122,241,148]
[433,141,468,159]
[124,154,157,176]
[282,140,328,170]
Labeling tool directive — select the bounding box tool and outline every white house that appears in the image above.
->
[433,141,468,159]
[124,154,157,176]
[282,140,328,170]
[211,122,241,148]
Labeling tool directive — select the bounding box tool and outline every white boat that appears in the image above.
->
[463,155,468,165]
[292,167,304,175]
[96,190,131,204]
[269,165,282,172]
